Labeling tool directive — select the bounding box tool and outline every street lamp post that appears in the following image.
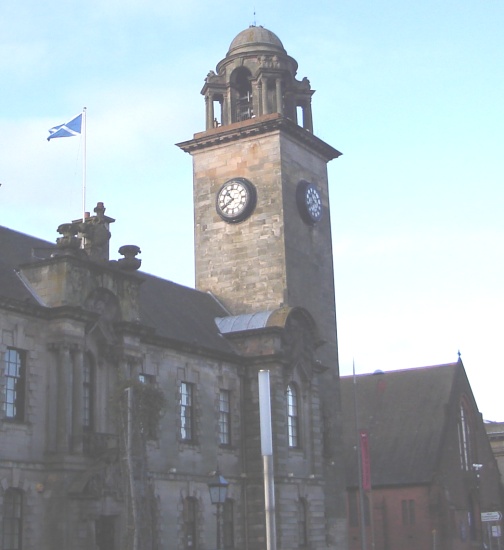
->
[208,471,229,550]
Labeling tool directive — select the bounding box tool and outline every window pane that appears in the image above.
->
[219,390,231,446]
[287,384,299,448]
[180,383,193,441]
[3,348,25,421]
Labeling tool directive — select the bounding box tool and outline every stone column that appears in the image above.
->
[55,344,72,453]
[223,87,231,126]
[262,77,269,115]
[72,347,84,453]
[205,94,214,131]
[303,100,313,133]
[257,80,263,116]
[275,78,283,115]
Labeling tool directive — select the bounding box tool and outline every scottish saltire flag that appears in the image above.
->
[47,113,82,141]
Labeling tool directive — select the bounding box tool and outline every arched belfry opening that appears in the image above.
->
[230,67,254,122]
[201,26,314,132]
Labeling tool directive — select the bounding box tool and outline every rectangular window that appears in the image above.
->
[4,348,26,422]
[184,497,197,549]
[139,373,157,439]
[219,390,231,446]
[287,384,299,448]
[180,382,194,441]
[139,373,155,385]
[402,499,415,525]
[2,488,22,550]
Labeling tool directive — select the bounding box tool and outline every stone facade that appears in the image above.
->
[0,25,348,550]
[486,422,504,487]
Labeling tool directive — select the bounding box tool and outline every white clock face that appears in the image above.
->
[216,178,256,222]
[305,185,322,222]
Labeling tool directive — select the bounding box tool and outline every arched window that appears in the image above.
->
[287,384,300,448]
[2,488,23,550]
[231,68,253,122]
[458,397,475,471]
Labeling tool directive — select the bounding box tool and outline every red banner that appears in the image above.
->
[359,430,371,492]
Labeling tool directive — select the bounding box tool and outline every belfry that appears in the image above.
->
[202,26,314,131]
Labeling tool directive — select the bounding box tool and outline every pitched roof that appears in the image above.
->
[138,272,233,353]
[0,225,57,304]
[340,363,461,487]
[0,225,235,355]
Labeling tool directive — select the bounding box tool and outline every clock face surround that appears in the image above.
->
[216,178,256,223]
[296,180,322,224]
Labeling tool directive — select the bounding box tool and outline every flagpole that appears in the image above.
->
[82,107,87,227]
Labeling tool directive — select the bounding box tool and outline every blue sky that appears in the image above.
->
[1,0,503,420]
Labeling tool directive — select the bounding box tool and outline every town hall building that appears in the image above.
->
[0,26,348,550]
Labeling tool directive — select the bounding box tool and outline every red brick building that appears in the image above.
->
[341,361,503,550]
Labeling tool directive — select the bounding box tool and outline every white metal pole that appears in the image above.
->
[125,387,139,550]
[82,106,87,224]
[258,370,277,550]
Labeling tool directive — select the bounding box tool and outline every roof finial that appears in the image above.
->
[457,349,462,362]
[253,7,257,27]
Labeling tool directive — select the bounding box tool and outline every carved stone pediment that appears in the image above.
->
[69,459,122,501]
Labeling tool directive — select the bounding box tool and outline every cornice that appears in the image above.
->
[176,114,342,162]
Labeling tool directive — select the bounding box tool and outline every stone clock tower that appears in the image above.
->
[178,26,341,360]
[178,26,347,549]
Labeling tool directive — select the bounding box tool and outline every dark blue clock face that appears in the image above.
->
[305,184,322,222]
[297,180,322,225]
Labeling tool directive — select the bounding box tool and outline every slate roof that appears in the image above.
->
[0,225,57,304]
[0,225,235,356]
[138,273,234,353]
[340,362,461,487]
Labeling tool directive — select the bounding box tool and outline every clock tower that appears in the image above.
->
[178,26,347,548]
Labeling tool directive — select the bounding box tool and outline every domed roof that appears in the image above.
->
[228,25,285,55]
